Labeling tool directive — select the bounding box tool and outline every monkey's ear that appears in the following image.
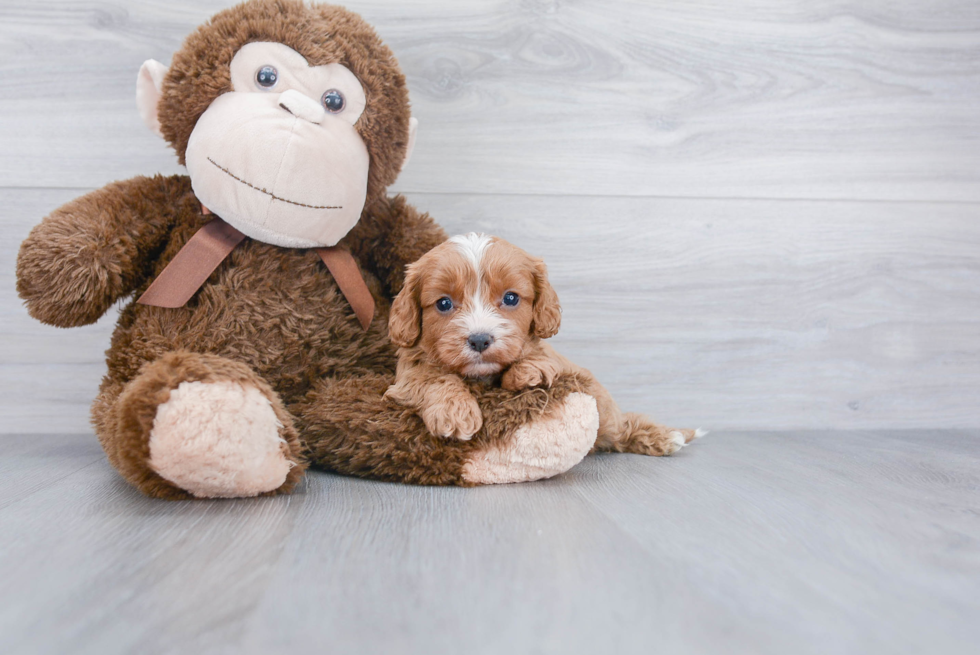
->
[400,117,419,172]
[136,59,168,138]
[531,258,562,339]
[389,263,423,348]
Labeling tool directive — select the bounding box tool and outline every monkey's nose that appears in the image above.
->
[278,89,325,124]
[467,333,494,353]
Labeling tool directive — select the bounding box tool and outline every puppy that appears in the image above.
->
[386,233,703,455]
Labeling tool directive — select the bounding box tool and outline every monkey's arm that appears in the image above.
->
[348,194,448,298]
[16,175,190,327]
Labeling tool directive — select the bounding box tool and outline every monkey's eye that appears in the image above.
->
[502,291,520,307]
[435,297,454,313]
[321,89,346,113]
[255,66,279,89]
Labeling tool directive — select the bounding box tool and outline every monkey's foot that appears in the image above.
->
[462,392,599,484]
[96,351,306,499]
[149,380,293,498]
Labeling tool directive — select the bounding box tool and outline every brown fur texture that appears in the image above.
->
[16,2,588,498]
[389,235,561,373]
[387,236,700,456]
[295,371,590,486]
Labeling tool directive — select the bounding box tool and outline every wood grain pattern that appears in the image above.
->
[4,188,978,432]
[0,430,976,654]
[3,0,978,430]
[0,1,978,200]
[1,4,976,653]
[2,3,977,653]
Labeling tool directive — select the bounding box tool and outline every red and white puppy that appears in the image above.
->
[386,233,703,455]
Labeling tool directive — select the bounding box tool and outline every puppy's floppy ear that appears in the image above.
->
[531,258,561,339]
[389,263,424,348]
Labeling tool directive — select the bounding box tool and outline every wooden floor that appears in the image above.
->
[2,2,979,653]
[0,430,976,655]
[3,0,980,433]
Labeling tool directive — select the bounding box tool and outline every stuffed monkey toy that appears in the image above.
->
[16,0,601,499]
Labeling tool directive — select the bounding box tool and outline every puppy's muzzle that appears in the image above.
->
[467,332,494,353]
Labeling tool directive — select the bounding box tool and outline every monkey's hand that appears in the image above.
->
[16,175,187,327]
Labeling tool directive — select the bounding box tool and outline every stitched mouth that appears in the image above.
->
[207,157,341,210]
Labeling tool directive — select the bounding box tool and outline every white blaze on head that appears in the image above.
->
[448,233,510,340]
[449,232,493,271]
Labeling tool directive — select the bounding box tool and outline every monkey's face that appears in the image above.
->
[180,43,369,248]
[136,1,418,249]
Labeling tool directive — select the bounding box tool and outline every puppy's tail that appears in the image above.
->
[603,413,706,456]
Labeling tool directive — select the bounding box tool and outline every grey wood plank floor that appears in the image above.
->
[2,0,979,200]
[2,1,979,653]
[0,430,976,655]
[4,0,979,431]
[5,189,979,432]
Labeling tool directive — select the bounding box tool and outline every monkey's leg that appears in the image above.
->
[92,351,306,500]
[294,372,599,486]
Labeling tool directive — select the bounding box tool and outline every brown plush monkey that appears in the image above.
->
[15,0,599,499]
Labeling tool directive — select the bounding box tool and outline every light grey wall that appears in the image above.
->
[2,0,978,432]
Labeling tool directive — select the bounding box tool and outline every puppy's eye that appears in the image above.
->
[502,291,520,307]
[435,297,454,313]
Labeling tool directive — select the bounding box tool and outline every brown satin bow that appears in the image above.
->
[137,209,375,331]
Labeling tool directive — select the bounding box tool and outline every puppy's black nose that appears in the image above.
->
[467,333,494,353]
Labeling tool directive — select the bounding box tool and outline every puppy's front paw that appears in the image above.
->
[501,362,550,391]
[421,394,483,440]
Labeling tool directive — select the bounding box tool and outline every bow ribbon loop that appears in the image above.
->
[138,215,374,330]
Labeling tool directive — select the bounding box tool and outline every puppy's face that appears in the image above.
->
[390,234,562,378]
